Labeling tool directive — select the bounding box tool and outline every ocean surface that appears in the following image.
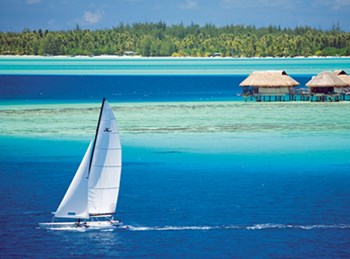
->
[1,57,350,258]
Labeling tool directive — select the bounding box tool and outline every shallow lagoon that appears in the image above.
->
[1,56,350,75]
[2,101,350,137]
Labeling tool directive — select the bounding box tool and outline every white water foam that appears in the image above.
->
[42,227,89,232]
[38,224,350,232]
[124,224,350,231]
[38,225,117,232]
[125,226,218,231]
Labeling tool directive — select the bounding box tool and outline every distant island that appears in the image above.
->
[1,22,349,57]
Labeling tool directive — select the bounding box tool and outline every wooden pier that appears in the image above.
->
[241,92,350,102]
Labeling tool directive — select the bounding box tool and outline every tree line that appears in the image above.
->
[1,22,349,57]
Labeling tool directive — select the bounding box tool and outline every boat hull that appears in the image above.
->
[39,220,121,230]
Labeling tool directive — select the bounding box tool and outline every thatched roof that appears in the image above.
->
[306,71,348,88]
[334,70,347,75]
[239,71,299,88]
[334,70,350,86]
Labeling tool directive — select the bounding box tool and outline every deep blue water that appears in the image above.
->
[1,73,350,258]
[1,136,350,257]
[0,74,311,102]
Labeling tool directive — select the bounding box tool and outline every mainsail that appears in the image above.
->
[54,99,121,219]
[88,99,122,216]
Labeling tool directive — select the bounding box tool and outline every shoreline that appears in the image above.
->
[1,55,350,60]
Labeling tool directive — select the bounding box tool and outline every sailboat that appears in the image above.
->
[39,98,122,230]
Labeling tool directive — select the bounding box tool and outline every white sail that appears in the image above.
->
[88,100,122,216]
[54,141,93,219]
[40,99,123,230]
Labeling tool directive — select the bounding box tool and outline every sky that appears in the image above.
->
[1,0,350,32]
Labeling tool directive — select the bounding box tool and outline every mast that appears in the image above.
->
[88,97,106,177]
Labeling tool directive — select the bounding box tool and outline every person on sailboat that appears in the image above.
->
[75,219,81,227]
[75,219,89,228]
[82,221,88,228]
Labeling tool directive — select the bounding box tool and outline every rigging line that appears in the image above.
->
[88,97,106,177]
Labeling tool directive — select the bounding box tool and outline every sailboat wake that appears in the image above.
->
[123,223,350,231]
[39,223,350,232]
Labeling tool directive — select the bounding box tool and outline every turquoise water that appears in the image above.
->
[1,101,350,257]
[2,101,350,138]
[2,101,350,171]
[1,56,350,75]
[1,58,350,257]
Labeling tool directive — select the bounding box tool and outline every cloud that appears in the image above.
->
[83,10,103,24]
[26,0,41,4]
[179,0,198,9]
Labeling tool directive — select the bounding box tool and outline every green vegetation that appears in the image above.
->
[1,22,349,57]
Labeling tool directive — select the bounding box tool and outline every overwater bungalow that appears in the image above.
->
[239,71,299,101]
[306,71,348,101]
[334,70,350,93]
